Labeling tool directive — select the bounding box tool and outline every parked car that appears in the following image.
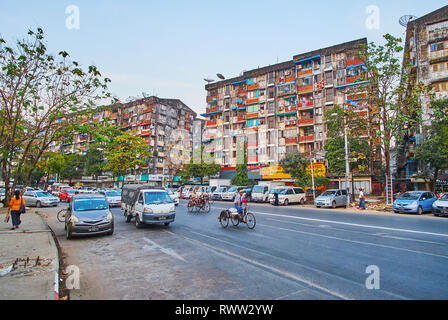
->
[121,184,176,228]
[221,186,247,201]
[314,189,348,208]
[99,190,122,207]
[211,186,228,201]
[242,186,255,202]
[432,193,448,216]
[23,190,60,207]
[181,187,193,199]
[165,188,179,205]
[59,189,78,202]
[0,188,5,203]
[65,194,114,239]
[52,185,71,196]
[393,191,438,215]
[268,187,288,203]
[269,187,306,206]
[251,185,271,203]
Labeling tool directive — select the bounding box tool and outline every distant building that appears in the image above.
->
[202,38,381,193]
[397,5,448,190]
[53,96,197,185]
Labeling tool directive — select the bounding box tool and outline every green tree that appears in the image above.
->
[231,141,250,186]
[106,132,152,188]
[280,153,331,191]
[0,28,111,205]
[358,34,429,183]
[60,154,85,185]
[86,144,106,187]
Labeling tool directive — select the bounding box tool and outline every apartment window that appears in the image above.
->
[430,41,447,52]
[158,157,164,163]
[247,105,259,113]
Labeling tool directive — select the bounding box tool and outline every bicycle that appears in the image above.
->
[57,208,68,222]
[219,206,256,229]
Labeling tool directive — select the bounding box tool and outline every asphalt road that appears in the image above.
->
[42,200,448,300]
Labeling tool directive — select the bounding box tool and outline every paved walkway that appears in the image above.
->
[0,208,59,300]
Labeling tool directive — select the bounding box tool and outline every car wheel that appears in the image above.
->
[332,201,336,209]
[164,222,170,226]
[417,206,423,215]
[108,224,114,235]
[36,201,41,208]
[300,198,305,205]
[394,210,399,213]
[135,215,144,229]
[284,199,289,206]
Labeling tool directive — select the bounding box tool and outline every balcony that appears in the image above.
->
[142,119,151,125]
[206,107,219,113]
[298,100,313,108]
[207,96,218,103]
[246,112,259,119]
[110,113,118,119]
[346,58,364,67]
[122,113,130,119]
[298,135,314,142]
[206,120,217,127]
[246,98,259,105]
[285,75,296,83]
[298,84,313,94]
[298,118,314,126]
[247,83,259,90]
[285,138,298,144]
[142,107,152,114]
[346,74,367,83]
[297,69,313,78]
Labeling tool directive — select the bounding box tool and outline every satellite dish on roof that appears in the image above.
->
[204,78,215,83]
[216,73,225,80]
[399,15,418,27]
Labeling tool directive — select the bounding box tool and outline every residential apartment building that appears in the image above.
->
[54,96,196,184]
[203,39,380,191]
[397,5,448,188]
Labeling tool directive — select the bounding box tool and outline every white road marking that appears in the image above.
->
[258,223,448,260]
[244,210,448,238]
[164,230,351,300]
[142,237,186,262]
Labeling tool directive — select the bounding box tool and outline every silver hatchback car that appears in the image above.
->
[314,189,348,208]
[23,190,60,207]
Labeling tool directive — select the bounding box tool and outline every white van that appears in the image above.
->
[251,185,271,202]
[121,185,176,228]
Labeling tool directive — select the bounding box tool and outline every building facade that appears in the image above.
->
[53,96,197,184]
[397,5,448,189]
[203,38,380,191]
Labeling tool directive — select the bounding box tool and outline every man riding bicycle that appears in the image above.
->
[234,189,245,218]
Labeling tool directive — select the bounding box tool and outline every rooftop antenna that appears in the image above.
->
[399,15,418,27]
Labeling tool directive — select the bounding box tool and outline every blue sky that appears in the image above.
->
[0,1,446,114]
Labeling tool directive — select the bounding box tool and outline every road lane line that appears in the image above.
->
[142,238,186,262]
[267,218,446,245]
[258,223,448,260]
[242,210,448,238]
[164,230,350,300]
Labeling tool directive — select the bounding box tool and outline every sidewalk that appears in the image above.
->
[0,207,59,300]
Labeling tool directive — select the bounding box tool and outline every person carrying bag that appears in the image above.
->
[6,190,26,230]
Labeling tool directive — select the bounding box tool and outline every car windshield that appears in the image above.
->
[439,194,448,201]
[398,192,421,200]
[321,191,336,197]
[144,192,173,204]
[67,190,77,194]
[106,191,120,197]
[227,187,238,192]
[216,187,226,192]
[279,189,290,195]
[74,198,108,211]
[36,192,52,197]
[165,189,173,194]
[253,186,264,193]
[271,188,286,194]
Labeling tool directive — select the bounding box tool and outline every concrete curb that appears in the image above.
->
[35,212,60,300]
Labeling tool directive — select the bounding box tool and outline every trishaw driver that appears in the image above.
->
[234,189,244,218]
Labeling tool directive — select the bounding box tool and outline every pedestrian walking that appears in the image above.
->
[358,187,366,210]
[274,190,279,206]
[6,190,26,230]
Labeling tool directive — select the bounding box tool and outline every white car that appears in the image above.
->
[433,193,448,216]
[165,188,179,205]
[100,190,122,207]
[221,186,247,201]
[23,190,60,207]
[251,185,271,202]
[269,187,306,205]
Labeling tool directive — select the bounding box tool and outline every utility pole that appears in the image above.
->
[343,106,351,208]
[309,150,316,201]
